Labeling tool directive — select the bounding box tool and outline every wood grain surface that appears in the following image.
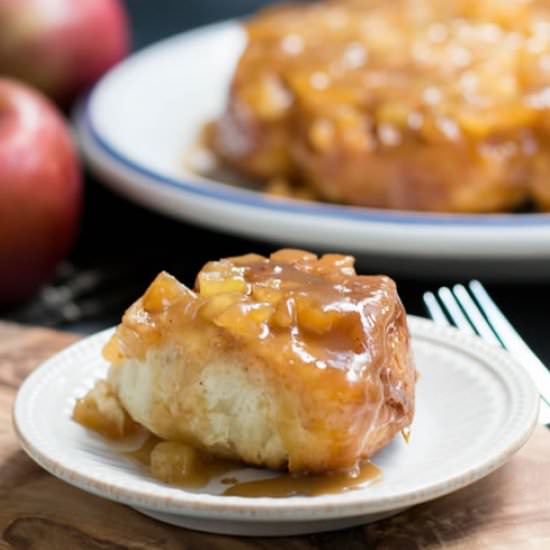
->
[1,321,549,549]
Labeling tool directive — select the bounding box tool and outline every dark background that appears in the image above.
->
[5,0,550,365]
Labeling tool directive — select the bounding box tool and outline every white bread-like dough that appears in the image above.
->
[109,347,289,469]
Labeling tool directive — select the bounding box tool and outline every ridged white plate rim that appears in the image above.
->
[14,316,538,522]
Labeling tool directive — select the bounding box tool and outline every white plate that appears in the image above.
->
[74,21,550,278]
[14,317,538,536]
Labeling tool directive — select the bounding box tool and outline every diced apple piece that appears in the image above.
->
[295,297,342,335]
[214,302,274,338]
[270,249,318,264]
[245,303,275,323]
[252,284,283,305]
[226,253,267,266]
[73,380,135,439]
[317,254,356,277]
[199,292,243,321]
[271,297,295,328]
[102,335,125,364]
[198,269,249,297]
[150,442,200,484]
[142,272,194,313]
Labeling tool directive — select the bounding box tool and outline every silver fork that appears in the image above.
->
[424,280,550,426]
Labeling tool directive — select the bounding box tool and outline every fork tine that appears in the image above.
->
[437,287,476,335]
[469,280,544,358]
[469,280,550,405]
[423,291,450,326]
[452,284,502,347]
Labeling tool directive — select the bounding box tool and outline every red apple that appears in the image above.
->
[0,0,130,104]
[0,78,82,306]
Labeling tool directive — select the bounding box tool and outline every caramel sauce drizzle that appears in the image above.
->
[124,434,381,498]
[222,461,381,498]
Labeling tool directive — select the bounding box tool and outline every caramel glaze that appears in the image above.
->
[101,249,415,473]
[125,434,381,497]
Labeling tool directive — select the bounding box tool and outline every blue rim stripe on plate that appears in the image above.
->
[83,95,550,228]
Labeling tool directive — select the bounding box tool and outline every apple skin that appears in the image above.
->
[0,78,82,306]
[0,0,130,104]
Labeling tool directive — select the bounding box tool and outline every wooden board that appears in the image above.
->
[1,321,549,549]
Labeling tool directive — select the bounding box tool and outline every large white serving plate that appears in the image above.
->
[14,317,538,536]
[74,21,550,277]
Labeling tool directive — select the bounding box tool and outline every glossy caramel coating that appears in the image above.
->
[98,250,414,473]
[213,0,550,212]
[106,250,410,393]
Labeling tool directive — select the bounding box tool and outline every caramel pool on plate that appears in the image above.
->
[124,433,382,497]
